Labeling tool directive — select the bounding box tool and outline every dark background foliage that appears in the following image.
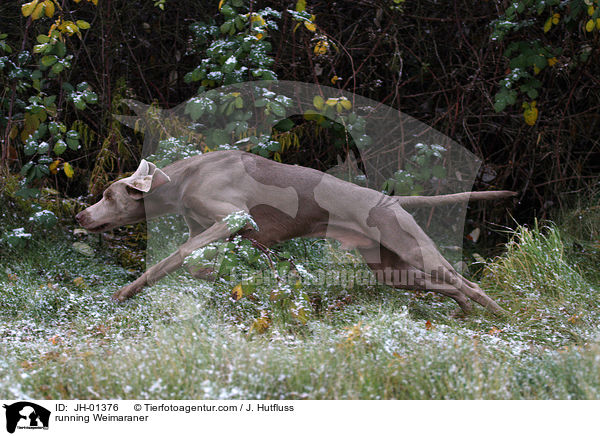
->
[1,0,599,228]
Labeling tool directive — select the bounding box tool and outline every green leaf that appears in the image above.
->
[187,102,204,120]
[267,141,281,151]
[53,139,67,155]
[254,98,268,107]
[44,95,57,106]
[24,138,39,156]
[41,55,58,67]
[66,139,79,150]
[76,20,91,30]
[270,102,286,117]
[15,187,39,199]
[72,242,94,257]
[38,141,50,154]
[274,119,294,132]
[210,129,230,146]
[30,210,58,228]
[220,21,232,34]
[527,88,539,99]
[84,91,98,104]
[494,95,506,112]
[533,55,547,69]
[73,96,87,110]
[66,130,79,140]
[55,42,66,58]
[20,161,34,176]
[221,4,235,16]
[432,165,446,179]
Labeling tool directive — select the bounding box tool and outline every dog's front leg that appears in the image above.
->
[113,221,233,301]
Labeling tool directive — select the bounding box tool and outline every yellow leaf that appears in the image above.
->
[588,5,595,16]
[523,105,538,126]
[295,0,306,12]
[255,33,264,40]
[49,159,60,174]
[313,95,324,110]
[76,20,91,30]
[331,75,340,84]
[63,162,74,178]
[325,98,338,106]
[31,2,45,20]
[340,98,352,110]
[90,0,98,5]
[586,19,595,32]
[314,40,328,55]
[552,13,560,24]
[9,125,19,140]
[543,17,552,33]
[533,65,541,75]
[73,276,85,287]
[231,283,243,301]
[250,311,271,334]
[250,13,265,26]
[44,0,55,17]
[218,0,225,10]
[21,0,38,17]
[304,21,316,32]
[547,57,557,66]
[597,18,600,28]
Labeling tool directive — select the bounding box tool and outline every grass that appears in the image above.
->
[1,191,600,399]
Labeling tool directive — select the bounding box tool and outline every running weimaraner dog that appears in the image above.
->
[76,150,515,314]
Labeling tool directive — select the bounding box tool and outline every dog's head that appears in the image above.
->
[75,159,171,232]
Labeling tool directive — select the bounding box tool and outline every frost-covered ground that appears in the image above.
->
[1,220,600,399]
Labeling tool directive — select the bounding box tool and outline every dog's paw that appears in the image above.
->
[111,290,127,302]
[112,284,139,301]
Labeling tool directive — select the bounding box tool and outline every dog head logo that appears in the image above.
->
[3,402,50,434]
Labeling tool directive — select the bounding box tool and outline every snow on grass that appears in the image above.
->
[0,221,599,399]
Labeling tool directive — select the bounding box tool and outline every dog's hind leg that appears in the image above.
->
[359,246,473,313]
[451,275,506,315]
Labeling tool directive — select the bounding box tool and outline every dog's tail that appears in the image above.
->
[397,190,517,207]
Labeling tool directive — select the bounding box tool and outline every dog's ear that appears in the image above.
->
[125,159,171,195]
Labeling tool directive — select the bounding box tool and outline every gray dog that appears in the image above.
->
[76,150,515,314]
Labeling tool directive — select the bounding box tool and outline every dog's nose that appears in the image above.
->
[75,211,84,224]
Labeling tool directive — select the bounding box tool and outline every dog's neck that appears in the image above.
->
[140,170,183,219]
